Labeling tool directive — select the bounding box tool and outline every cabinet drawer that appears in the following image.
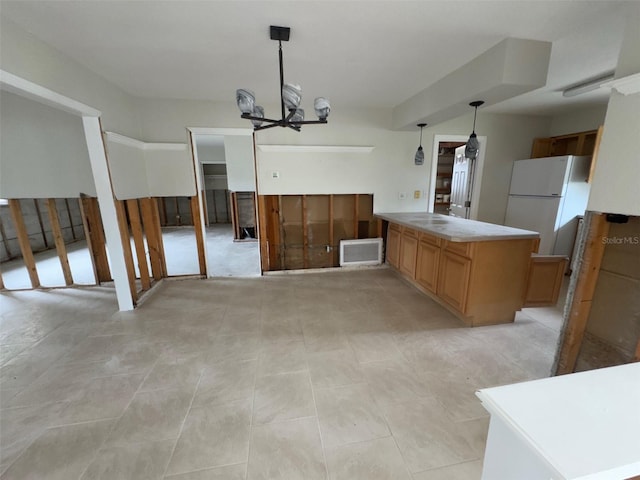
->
[444,240,474,258]
[419,232,441,247]
[389,222,402,233]
[402,226,419,238]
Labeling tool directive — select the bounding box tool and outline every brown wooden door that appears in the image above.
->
[416,240,440,293]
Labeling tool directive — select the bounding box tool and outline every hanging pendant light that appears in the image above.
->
[465,101,484,160]
[415,123,427,165]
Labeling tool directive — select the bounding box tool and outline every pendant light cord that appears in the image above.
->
[419,126,424,147]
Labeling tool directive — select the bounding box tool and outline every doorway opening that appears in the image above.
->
[188,129,260,277]
[428,134,487,220]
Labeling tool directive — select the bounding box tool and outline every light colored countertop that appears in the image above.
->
[376,212,539,242]
[477,363,640,479]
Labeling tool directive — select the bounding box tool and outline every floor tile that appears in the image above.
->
[166,400,251,475]
[325,436,411,480]
[307,349,364,388]
[164,463,246,479]
[257,340,308,376]
[315,384,390,447]
[347,331,402,363]
[104,388,193,446]
[53,373,144,425]
[192,359,255,407]
[247,417,326,480]
[139,355,203,392]
[412,459,483,480]
[361,359,432,407]
[79,439,174,479]
[0,419,114,480]
[253,371,315,424]
[381,397,478,473]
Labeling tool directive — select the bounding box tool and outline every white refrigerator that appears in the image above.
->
[504,155,591,256]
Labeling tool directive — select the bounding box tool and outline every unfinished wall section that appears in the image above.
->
[576,216,640,370]
[0,199,84,262]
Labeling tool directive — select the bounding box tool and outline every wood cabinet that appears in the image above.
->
[385,220,544,326]
[438,250,471,312]
[416,235,440,293]
[399,227,419,278]
[386,223,401,268]
[523,255,568,307]
[530,129,600,159]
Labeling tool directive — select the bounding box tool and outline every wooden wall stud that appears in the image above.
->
[126,199,151,290]
[8,199,40,288]
[46,198,73,286]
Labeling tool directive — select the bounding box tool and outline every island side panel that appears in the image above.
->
[464,238,538,326]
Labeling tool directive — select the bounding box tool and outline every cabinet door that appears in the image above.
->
[531,138,553,158]
[416,240,440,293]
[524,255,568,307]
[438,251,471,313]
[386,227,401,268]
[399,232,419,278]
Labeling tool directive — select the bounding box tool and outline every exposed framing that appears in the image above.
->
[126,199,151,291]
[554,212,610,375]
[46,198,74,286]
[1,69,134,310]
[8,199,40,288]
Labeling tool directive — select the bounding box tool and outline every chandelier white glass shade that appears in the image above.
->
[415,123,427,165]
[236,26,331,132]
[465,100,484,160]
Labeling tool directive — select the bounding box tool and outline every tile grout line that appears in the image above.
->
[75,355,162,480]
[242,334,261,480]
[308,368,331,480]
[160,368,205,479]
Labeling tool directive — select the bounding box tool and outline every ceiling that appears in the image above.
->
[0,1,632,117]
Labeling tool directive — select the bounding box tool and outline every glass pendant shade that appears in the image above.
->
[465,100,484,160]
[465,132,479,160]
[236,89,255,114]
[290,108,304,123]
[314,97,331,120]
[282,83,302,110]
[251,106,264,127]
[415,123,427,165]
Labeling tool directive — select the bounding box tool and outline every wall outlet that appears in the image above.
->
[398,192,407,200]
[414,190,421,199]
[272,171,280,179]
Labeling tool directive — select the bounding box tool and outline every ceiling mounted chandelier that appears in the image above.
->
[236,26,331,132]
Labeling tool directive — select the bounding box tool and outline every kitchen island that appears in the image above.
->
[377,212,545,326]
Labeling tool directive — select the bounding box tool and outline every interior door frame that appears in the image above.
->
[186,127,260,277]
[429,134,487,220]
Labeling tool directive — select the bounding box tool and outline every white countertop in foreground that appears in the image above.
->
[376,212,539,242]
[477,363,640,479]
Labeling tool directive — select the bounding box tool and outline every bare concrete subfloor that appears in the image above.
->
[1,223,260,289]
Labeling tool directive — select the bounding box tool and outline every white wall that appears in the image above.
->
[549,105,607,136]
[588,5,640,216]
[0,91,96,198]
[145,146,196,197]
[1,17,141,137]
[138,98,551,225]
[105,137,149,200]
[224,135,255,192]
[196,141,225,164]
